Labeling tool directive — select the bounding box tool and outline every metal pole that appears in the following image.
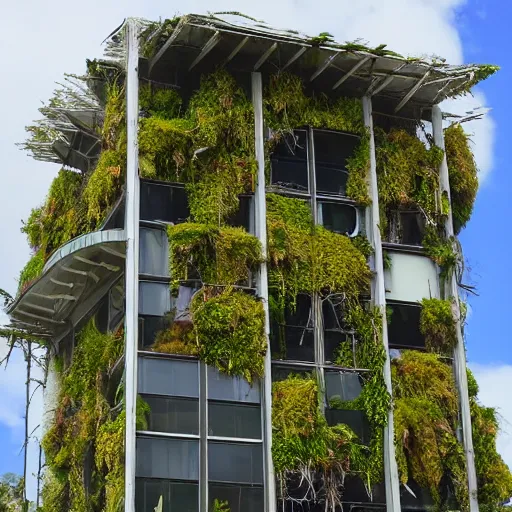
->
[431,105,479,512]
[251,71,276,512]
[362,95,401,512]
[124,19,140,512]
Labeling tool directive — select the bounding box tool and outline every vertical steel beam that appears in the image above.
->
[432,105,479,512]
[251,71,276,512]
[199,362,208,512]
[124,19,140,512]
[362,95,402,512]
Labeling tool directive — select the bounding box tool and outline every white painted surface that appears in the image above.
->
[384,251,440,302]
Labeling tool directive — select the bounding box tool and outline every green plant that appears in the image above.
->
[153,322,198,356]
[392,351,468,509]
[167,223,262,288]
[139,84,183,119]
[422,224,458,277]
[212,499,230,512]
[190,287,266,382]
[18,250,45,294]
[467,369,512,510]
[420,298,457,354]
[444,124,479,233]
[272,375,370,508]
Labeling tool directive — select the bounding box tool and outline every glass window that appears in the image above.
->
[318,202,358,236]
[387,303,424,349]
[324,331,352,365]
[142,395,199,435]
[400,211,426,246]
[207,367,260,403]
[140,228,169,276]
[208,442,263,485]
[138,357,199,398]
[140,181,189,223]
[208,402,261,439]
[109,284,124,331]
[209,484,264,512]
[271,365,315,382]
[95,295,109,334]
[102,196,125,230]
[139,281,171,316]
[136,437,199,480]
[325,371,362,402]
[325,409,370,445]
[271,130,309,191]
[136,479,199,512]
[139,315,168,349]
[270,326,315,362]
[227,195,253,233]
[314,130,360,196]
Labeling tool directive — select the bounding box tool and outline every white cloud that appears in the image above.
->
[470,363,512,472]
[0,0,498,503]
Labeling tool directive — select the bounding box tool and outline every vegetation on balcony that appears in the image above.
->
[40,320,149,512]
[419,298,458,354]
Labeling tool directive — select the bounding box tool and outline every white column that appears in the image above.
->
[362,95,402,512]
[124,19,140,512]
[251,71,276,512]
[432,105,479,512]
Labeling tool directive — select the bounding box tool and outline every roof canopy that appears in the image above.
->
[141,13,498,119]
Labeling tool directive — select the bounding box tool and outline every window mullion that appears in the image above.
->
[200,362,208,512]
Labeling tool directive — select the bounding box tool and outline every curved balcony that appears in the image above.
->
[8,229,126,339]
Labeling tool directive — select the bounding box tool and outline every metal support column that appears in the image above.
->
[362,95,401,512]
[251,71,276,512]
[432,105,479,512]
[124,19,140,512]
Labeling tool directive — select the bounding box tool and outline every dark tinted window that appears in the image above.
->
[270,327,314,362]
[314,131,359,196]
[319,202,357,235]
[207,367,260,403]
[109,285,124,331]
[95,295,109,334]
[324,331,352,364]
[325,409,370,445]
[208,402,261,439]
[138,357,199,398]
[387,303,425,349]
[136,437,199,480]
[227,195,253,232]
[143,395,199,435]
[400,211,426,246]
[140,181,189,223]
[325,371,362,402]
[139,315,167,348]
[209,484,263,512]
[271,130,309,191]
[208,442,263,484]
[136,479,199,512]
[102,197,125,230]
[271,365,315,382]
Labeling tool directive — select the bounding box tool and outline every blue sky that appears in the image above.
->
[0,0,509,497]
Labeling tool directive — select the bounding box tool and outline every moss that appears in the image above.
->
[18,249,45,294]
[392,351,468,509]
[468,368,512,510]
[420,298,457,354]
[444,124,479,233]
[266,193,371,303]
[138,117,194,181]
[82,150,124,228]
[153,322,198,356]
[41,320,125,512]
[167,223,262,288]
[272,375,370,507]
[190,287,266,383]
[139,84,183,119]
[422,225,458,277]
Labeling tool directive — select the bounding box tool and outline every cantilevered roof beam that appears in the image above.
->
[282,47,307,70]
[149,20,186,72]
[254,42,278,71]
[310,53,338,82]
[189,31,221,71]
[394,70,431,113]
[224,36,249,64]
[332,56,371,90]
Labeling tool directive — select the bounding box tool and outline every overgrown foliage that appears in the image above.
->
[18,250,45,294]
[392,351,468,510]
[266,193,371,306]
[420,298,457,354]
[468,370,512,511]
[444,123,479,234]
[190,287,266,383]
[167,223,262,289]
[272,375,369,509]
[41,320,125,512]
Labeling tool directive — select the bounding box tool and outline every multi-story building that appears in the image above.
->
[5,13,510,512]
